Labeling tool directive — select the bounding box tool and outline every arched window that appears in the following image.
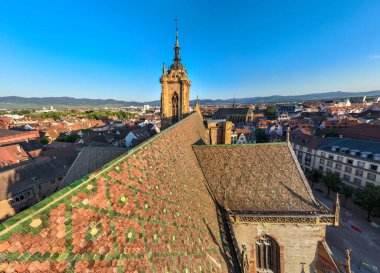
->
[256,236,280,273]
[172,92,179,122]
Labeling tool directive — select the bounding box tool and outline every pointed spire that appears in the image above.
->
[194,95,201,116]
[170,16,183,70]
[162,62,167,75]
[174,17,180,62]
[232,96,236,108]
[175,16,179,48]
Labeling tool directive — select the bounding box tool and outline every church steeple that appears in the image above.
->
[160,18,191,130]
[171,17,183,71]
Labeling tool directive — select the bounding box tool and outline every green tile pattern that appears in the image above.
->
[0,114,236,272]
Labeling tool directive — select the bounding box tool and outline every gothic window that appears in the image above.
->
[172,92,179,122]
[256,236,280,273]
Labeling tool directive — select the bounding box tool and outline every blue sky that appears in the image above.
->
[0,0,380,101]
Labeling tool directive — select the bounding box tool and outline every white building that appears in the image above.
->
[292,136,380,188]
[143,105,150,111]
[125,128,151,148]
[231,127,256,144]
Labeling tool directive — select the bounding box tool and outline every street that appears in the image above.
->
[313,187,380,273]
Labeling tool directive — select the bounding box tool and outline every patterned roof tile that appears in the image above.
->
[0,113,238,272]
[193,143,321,213]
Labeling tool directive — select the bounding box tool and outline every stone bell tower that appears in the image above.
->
[160,19,191,130]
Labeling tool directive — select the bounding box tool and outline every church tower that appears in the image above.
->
[160,20,191,130]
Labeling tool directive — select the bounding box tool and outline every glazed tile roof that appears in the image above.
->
[0,144,30,168]
[193,143,321,214]
[0,113,238,272]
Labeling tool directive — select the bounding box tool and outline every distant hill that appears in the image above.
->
[190,90,380,105]
[0,90,379,109]
[0,96,156,109]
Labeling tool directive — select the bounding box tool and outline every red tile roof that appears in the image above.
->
[0,130,40,146]
[324,123,380,142]
[0,144,30,167]
[233,127,251,135]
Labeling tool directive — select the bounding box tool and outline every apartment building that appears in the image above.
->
[292,135,380,188]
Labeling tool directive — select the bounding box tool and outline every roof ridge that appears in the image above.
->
[286,141,320,208]
[56,147,85,190]
[318,138,347,149]
[192,142,287,148]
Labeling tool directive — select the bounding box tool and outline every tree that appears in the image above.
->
[310,169,323,189]
[339,184,354,206]
[40,137,49,145]
[10,109,32,115]
[264,105,276,117]
[325,131,339,137]
[354,184,380,222]
[322,172,342,198]
[57,134,80,143]
[255,128,268,143]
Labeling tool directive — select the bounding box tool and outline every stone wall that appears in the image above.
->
[206,121,232,145]
[231,223,326,273]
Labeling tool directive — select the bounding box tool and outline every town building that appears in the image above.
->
[205,119,232,145]
[354,107,380,124]
[276,105,303,121]
[349,96,366,104]
[321,123,380,142]
[125,127,153,147]
[212,107,254,124]
[267,122,284,142]
[0,129,40,146]
[315,138,380,187]
[0,144,30,167]
[0,149,78,221]
[291,131,380,188]
[231,127,256,144]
